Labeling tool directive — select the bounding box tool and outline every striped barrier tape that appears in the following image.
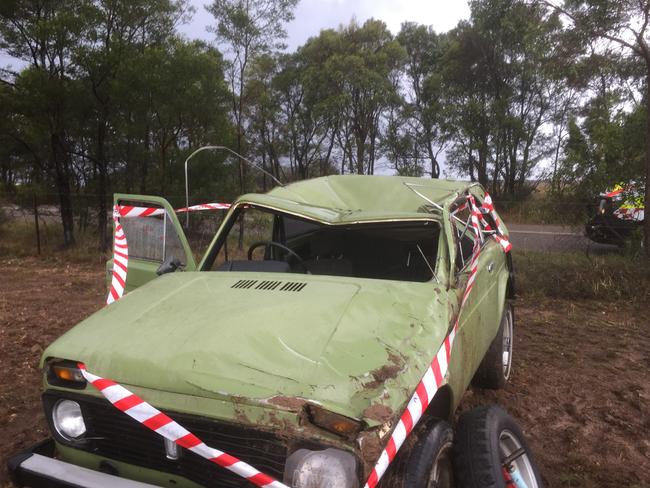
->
[107,202,231,304]
[363,193,510,488]
[118,202,231,218]
[107,206,129,305]
[78,363,289,488]
[480,193,512,253]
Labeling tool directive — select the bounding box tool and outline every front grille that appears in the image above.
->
[45,392,288,488]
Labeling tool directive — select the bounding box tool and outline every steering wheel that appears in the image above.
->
[247,240,309,273]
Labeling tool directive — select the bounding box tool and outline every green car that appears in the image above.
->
[8,176,541,488]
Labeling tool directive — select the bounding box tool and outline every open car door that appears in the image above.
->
[105,194,196,295]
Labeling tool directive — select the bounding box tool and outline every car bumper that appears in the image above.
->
[7,439,161,488]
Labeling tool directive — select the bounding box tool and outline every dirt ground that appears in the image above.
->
[0,258,648,487]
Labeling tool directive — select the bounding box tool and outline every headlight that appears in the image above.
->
[284,448,358,488]
[52,399,86,440]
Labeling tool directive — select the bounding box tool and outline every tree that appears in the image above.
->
[207,0,297,246]
[324,19,405,175]
[561,94,646,197]
[397,22,447,177]
[540,0,650,251]
[73,0,188,249]
[443,0,560,197]
[0,0,87,246]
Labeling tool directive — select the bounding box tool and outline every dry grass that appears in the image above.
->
[0,220,109,265]
[514,250,650,304]
[497,195,588,225]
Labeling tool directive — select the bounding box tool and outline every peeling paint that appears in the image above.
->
[267,395,308,411]
[362,404,394,423]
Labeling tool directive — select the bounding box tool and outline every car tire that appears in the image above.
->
[472,302,513,389]
[454,405,544,488]
[405,420,455,488]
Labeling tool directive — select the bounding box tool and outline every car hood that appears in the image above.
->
[43,272,451,425]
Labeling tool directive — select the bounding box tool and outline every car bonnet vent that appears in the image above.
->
[256,280,282,290]
[231,279,258,289]
[280,282,307,292]
[230,279,307,292]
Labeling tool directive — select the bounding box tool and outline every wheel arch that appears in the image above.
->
[376,385,455,487]
[506,252,516,300]
[422,384,454,425]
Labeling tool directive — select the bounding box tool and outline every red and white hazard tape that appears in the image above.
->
[78,363,289,488]
[480,193,512,253]
[118,202,231,218]
[107,206,129,305]
[107,202,231,304]
[363,193,509,488]
[176,203,231,213]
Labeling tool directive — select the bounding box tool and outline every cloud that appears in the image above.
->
[286,0,470,49]
[180,0,470,50]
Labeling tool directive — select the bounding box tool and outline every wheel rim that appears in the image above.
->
[500,430,538,488]
[426,440,455,488]
[502,308,513,380]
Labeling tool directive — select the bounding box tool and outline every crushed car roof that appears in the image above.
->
[236,175,475,224]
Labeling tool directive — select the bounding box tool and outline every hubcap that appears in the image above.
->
[502,309,513,379]
[427,441,455,488]
[500,430,538,488]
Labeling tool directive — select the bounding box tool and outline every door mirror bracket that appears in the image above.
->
[156,256,182,276]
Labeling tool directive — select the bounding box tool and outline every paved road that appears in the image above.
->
[508,223,619,254]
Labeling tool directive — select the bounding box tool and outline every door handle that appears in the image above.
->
[488,261,495,273]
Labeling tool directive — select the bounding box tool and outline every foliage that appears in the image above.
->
[542,0,650,251]
[206,0,298,190]
[0,0,233,249]
[1,0,650,250]
[559,100,646,197]
[443,0,563,197]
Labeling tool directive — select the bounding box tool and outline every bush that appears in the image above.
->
[514,250,650,304]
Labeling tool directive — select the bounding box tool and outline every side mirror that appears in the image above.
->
[156,256,182,276]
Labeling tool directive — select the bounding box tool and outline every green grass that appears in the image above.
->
[514,250,650,304]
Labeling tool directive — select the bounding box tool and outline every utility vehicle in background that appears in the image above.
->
[585,183,645,246]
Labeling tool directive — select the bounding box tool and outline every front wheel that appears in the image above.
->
[405,420,456,488]
[454,405,544,488]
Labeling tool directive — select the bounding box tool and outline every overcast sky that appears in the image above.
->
[2,1,469,69]
[181,0,470,50]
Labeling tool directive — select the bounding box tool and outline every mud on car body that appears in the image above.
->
[8,176,539,488]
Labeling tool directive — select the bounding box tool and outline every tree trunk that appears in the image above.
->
[141,126,150,193]
[96,119,108,252]
[51,132,75,247]
[425,141,440,178]
[356,139,365,175]
[237,123,245,250]
[643,75,650,259]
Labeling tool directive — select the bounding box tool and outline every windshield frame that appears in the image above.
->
[198,201,447,284]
